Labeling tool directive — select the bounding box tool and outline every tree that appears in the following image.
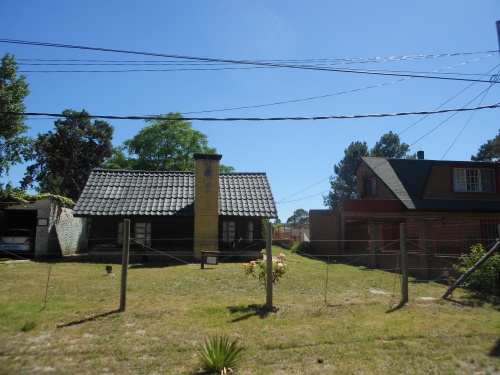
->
[324,141,369,209]
[370,131,412,158]
[286,208,309,226]
[471,130,500,162]
[0,53,30,176]
[105,112,234,172]
[22,109,114,200]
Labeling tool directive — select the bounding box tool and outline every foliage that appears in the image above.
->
[21,109,114,200]
[453,243,500,297]
[198,335,244,374]
[0,183,74,210]
[105,112,234,172]
[471,130,500,162]
[291,241,312,254]
[0,53,31,176]
[324,141,369,209]
[244,252,288,286]
[370,131,413,158]
[286,208,309,226]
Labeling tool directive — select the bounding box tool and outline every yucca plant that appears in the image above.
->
[198,335,244,374]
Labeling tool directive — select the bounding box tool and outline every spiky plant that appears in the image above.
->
[198,335,244,374]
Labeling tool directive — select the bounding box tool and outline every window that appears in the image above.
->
[248,222,254,242]
[365,177,377,195]
[135,223,152,246]
[222,221,236,243]
[118,222,123,245]
[118,222,152,246]
[453,168,495,192]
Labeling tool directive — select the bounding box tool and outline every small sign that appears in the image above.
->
[37,218,49,226]
[206,256,218,265]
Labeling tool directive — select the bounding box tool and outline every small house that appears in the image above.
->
[73,154,278,260]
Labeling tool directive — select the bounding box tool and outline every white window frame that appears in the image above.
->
[222,221,236,243]
[248,222,254,242]
[453,168,495,193]
[135,222,152,246]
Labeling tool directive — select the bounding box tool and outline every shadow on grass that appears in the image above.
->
[489,338,500,357]
[57,309,121,328]
[227,304,278,322]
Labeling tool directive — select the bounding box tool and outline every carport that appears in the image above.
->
[0,196,88,258]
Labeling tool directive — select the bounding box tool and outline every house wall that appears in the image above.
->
[356,162,398,199]
[423,162,500,199]
[218,217,263,254]
[309,209,341,254]
[88,216,194,252]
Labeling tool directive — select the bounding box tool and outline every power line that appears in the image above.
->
[4,103,498,122]
[183,54,496,115]
[1,39,497,83]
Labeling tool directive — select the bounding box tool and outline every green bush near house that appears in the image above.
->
[453,243,500,297]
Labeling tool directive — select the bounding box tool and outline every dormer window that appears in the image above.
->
[453,168,495,192]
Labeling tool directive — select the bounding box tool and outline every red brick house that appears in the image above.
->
[309,155,500,279]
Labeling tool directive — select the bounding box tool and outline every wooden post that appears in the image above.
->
[400,223,409,305]
[265,221,273,310]
[119,219,130,312]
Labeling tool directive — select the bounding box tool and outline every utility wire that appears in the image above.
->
[183,53,495,115]
[440,68,500,159]
[0,39,497,83]
[4,102,499,122]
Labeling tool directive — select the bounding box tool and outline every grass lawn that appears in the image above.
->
[0,247,499,374]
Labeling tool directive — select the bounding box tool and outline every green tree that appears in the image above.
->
[370,131,412,158]
[106,112,234,172]
[22,109,114,200]
[324,141,369,209]
[471,130,500,162]
[287,208,309,226]
[0,53,31,176]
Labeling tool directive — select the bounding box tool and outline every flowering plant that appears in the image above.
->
[244,253,288,286]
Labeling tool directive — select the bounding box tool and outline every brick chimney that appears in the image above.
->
[193,153,222,259]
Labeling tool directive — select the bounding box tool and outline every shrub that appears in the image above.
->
[453,243,500,297]
[198,335,244,374]
[244,253,288,286]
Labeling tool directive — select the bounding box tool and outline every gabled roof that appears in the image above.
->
[359,157,500,212]
[73,169,277,218]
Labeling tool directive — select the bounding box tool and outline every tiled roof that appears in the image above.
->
[73,169,277,218]
[360,157,500,212]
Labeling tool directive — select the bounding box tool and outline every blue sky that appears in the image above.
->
[1,1,499,222]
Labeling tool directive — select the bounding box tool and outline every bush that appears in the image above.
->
[198,335,244,374]
[244,253,288,286]
[453,243,500,297]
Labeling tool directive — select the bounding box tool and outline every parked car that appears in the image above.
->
[0,229,35,253]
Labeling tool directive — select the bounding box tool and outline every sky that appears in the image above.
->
[1,1,500,222]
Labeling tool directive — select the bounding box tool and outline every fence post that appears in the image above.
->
[119,219,130,312]
[400,223,409,305]
[266,221,273,310]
